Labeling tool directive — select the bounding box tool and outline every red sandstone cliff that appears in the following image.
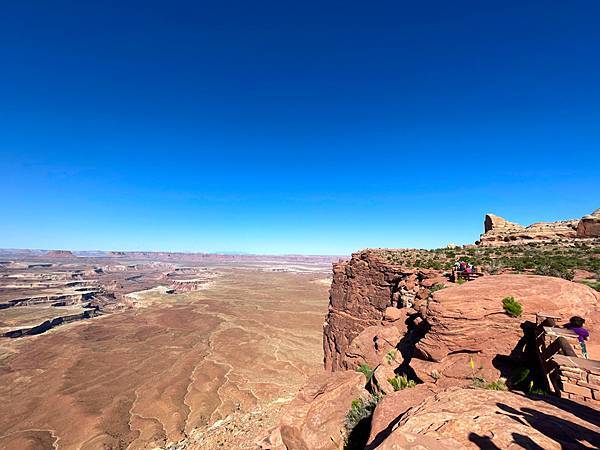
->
[323,250,446,371]
[264,248,600,450]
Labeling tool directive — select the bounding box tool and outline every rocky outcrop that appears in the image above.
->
[323,251,446,371]
[366,384,437,448]
[268,247,600,449]
[479,209,600,245]
[577,208,600,238]
[395,387,600,449]
[44,250,76,258]
[484,213,525,234]
[479,214,579,245]
[279,370,368,450]
[413,275,599,384]
[1,308,98,338]
[170,279,209,292]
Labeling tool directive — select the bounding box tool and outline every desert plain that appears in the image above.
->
[0,252,334,449]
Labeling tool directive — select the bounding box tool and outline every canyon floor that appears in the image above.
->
[0,266,330,450]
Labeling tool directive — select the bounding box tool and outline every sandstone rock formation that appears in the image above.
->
[479,209,600,245]
[269,249,600,450]
[479,214,578,245]
[484,213,525,234]
[279,370,368,450]
[366,384,436,448]
[577,208,600,238]
[395,387,600,449]
[413,275,600,383]
[323,251,446,371]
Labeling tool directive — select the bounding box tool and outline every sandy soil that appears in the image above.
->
[0,269,330,449]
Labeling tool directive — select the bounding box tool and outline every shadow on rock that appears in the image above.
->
[468,433,501,450]
[496,399,600,448]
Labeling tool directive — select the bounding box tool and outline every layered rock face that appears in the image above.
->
[479,214,579,245]
[578,208,600,238]
[323,251,446,371]
[479,208,600,245]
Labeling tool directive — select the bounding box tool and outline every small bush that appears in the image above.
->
[509,367,530,388]
[356,364,374,382]
[387,374,416,391]
[581,280,600,292]
[456,277,466,285]
[472,375,486,388]
[485,378,508,391]
[502,296,523,317]
[534,265,575,281]
[528,380,547,396]
[385,350,397,365]
[473,377,507,391]
[430,283,446,293]
[345,395,379,435]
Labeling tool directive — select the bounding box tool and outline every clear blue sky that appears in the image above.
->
[1,1,599,255]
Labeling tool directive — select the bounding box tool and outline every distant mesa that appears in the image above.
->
[44,250,75,258]
[577,208,600,238]
[478,208,600,245]
[108,251,126,257]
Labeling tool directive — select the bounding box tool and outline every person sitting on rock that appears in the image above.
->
[566,316,590,359]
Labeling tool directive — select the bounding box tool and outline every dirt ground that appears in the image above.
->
[0,269,330,449]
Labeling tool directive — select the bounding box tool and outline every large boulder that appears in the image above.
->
[372,430,464,449]
[414,275,599,382]
[396,387,600,449]
[366,384,436,448]
[484,214,524,233]
[279,370,368,450]
[577,208,600,238]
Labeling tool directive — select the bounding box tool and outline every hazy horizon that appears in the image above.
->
[2,1,599,254]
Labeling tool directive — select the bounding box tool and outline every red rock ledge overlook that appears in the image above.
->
[260,210,600,450]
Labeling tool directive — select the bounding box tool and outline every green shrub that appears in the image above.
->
[528,380,547,396]
[534,264,575,281]
[473,376,507,391]
[345,395,379,435]
[356,364,374,382]
[429,283,446,293]
[385,350,397,365]
[502,296,523,317]
[509,367,530,388]
[485,379,508,391]
[456,277,466,285]
[580,280,600,292]
[387,374,416,391]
